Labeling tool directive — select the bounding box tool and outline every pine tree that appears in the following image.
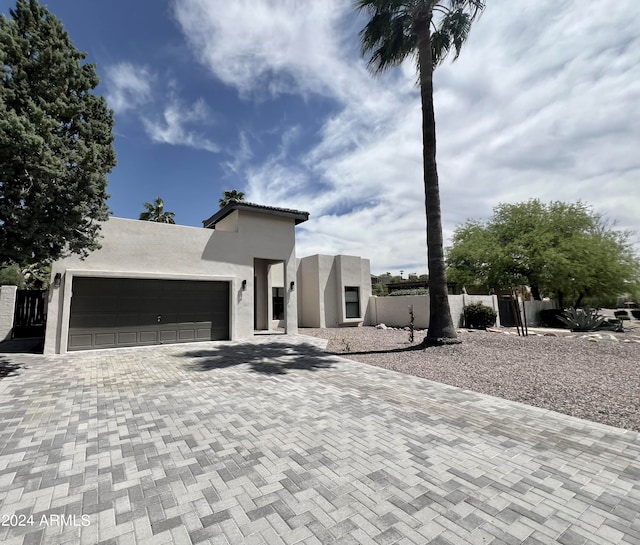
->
[0,0,116,265]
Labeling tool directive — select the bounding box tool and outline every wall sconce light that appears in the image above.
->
[290,281,295,291]
[53,273,62,288]
[241,279,247,290]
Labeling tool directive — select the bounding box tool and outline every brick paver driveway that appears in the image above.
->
[1,335,638,545]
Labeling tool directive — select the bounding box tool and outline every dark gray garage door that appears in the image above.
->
[68,277,229,351]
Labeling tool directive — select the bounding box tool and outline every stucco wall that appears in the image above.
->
[367,294,500,329]
[45,212,299,354]
[335,255,372,326]
[297,254,371,328]
[0,285,17,341]
[297,256,322,327]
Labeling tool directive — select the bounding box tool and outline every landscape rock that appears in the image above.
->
[303,326,640,431]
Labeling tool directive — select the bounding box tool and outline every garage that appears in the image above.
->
[68,277,229,351]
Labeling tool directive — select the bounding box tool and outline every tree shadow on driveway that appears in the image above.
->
[330,343,427,357]
[0,357,23,379]
[180,341,339,375]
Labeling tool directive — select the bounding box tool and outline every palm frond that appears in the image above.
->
[356,1,414,73]
[430,29,451,65]
[442,9,472,60]
[356,0,485,73]
[139,197,176,223]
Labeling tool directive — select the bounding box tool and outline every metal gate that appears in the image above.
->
[13,290,48,338]
[498,299,517,327]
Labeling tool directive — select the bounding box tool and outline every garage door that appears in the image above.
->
[68,277,229,351]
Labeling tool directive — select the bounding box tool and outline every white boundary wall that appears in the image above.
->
[0,285,18,341]
[367,294,500,329]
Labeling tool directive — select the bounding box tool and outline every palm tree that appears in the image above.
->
[356,0,484,345]
[138,197,176,224]
[219,189,245,208]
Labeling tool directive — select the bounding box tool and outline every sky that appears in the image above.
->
[2,0,639,276]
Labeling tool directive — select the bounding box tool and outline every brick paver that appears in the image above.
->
[0,335,638,545]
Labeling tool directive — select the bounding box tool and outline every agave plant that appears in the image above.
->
[557,307,606,332]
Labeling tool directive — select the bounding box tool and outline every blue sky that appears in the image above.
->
[2,0,639,276]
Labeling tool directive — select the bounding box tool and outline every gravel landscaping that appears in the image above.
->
[302,326,640,432]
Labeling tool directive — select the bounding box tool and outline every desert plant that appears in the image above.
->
[614,310,630,320]
[408,305,415,343]
[463,302,497,330]
[557,307,606,332]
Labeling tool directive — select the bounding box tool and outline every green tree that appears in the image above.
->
[356,0,485,345]
[219,189,245,208]
[0,0,116,266]
[138,197,176,224]
[0,261,50,288]
[447,200,640,308]
[0,262,25,287]
[372,282,389,296]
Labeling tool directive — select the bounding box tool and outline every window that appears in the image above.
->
[272,287,284,320]
[345,287,360,319]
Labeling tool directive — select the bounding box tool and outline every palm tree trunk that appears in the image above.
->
[416,18,458,345]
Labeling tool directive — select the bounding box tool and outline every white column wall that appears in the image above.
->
[0,285,18,341]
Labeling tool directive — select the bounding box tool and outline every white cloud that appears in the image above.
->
[172,0,365,101]
[104,62,153,113]
[142,97,220,153]
[173,0,640,274]
[104,61,221,154]
[222,131,254,176]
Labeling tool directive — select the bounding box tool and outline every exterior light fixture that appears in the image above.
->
[53,273,62,288]
[241,279,247,290]
[290,281,295,291]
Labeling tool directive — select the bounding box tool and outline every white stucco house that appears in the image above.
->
[44,201,371,354]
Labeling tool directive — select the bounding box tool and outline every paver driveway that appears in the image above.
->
[0,335,639,545]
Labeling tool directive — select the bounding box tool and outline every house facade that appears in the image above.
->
[43,202,371,354]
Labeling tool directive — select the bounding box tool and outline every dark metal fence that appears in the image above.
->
[498,299,516,327]
[13,290,47,338]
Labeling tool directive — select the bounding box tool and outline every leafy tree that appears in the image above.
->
[0,0,116,266]
[0,262,25,287]
[219,189,245,208]
[447,200,640,308]
[372,282,389,296]
[0,261,50,288]
[138,197,175,224]
[356,0,485,345]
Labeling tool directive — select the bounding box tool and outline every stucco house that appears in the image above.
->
[44,201,371,354]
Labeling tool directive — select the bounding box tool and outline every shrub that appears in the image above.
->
[540,308,567,328]
[631,310,640,319]
[389,288,429,296]
[463,302,497,330]
[614,310,630,320]
[558,307,606,332]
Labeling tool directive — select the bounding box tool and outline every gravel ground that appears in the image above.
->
[302,326,640,432]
